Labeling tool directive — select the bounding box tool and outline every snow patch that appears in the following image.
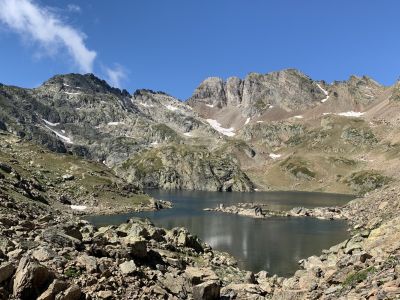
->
[206,104,215,108]
[269,153,281,159]
[71,205,87,211]
[206,119,235,137]
[44,125,73,144]
[63,84,81,89]
[322,111,364,117]
[151,141,159,146]
[316,83,330,103]
[42,119,59,126]
[64,92,81,96]
[359,158,374,162]
[184,132,193,137]
[294,115,303,119]
[136,101,153,108]
[257,121,264,123]
[107,122,125,126]
[337,111,365,117]
[165,104,179,111]
[245,117,250,125]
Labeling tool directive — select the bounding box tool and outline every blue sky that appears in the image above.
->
[0,0,400,99]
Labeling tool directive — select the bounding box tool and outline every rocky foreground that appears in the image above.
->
[1,181,400,299]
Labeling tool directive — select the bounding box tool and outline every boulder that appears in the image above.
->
[193,281,220,300]
[185,267,218,285]
[59,284,81,300]
[94,226,119,245]
[0,162,13,173]
[0,262,15,283]
[32,247,56,262]
[41,228,82,249]
[167,228,203,253]
[97,290,113,299]
[160,273,186,295]
[13,256,52,300]
[61,174,74,181]
[76,254,97,273]
[37,279,68,300]
[220,283,266,299]
[119,260,137,275]
[59,195,72,205]
[122,236,147,258]
[245,271,256,284]
[0,236,14,254]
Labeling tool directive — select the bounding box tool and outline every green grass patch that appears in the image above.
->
[65,267,81,278]
[343,267,376,287]
[345,170,391,194]
[280,157,315,179]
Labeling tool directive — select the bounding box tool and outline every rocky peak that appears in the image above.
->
[189,69,327,116]
[132,89,170,97]
[329,75,384,106]
[188,77,226,108]
[347,75,382,88]
[38,73,129,96]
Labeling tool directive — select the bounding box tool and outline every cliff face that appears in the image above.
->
[188,69,330,116]
[117,144,254,192]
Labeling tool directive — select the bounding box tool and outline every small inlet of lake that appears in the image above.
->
[86,190,354,277]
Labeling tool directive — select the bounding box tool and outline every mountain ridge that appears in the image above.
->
[1,68,400,194]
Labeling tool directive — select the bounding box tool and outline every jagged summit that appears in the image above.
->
[133,89,170,97]
[188,68,326,117]
[38,73,129,96]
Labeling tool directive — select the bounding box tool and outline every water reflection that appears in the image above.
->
[86,190,353,276]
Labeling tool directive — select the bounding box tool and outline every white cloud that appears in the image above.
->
[104,64,127,88]
[67,4,81,13]
[0,0,96,72]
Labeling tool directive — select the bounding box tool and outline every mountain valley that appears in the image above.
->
[1,69,400,299]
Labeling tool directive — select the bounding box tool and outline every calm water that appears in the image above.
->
[86,190,354,276]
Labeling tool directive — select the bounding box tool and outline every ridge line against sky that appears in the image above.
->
[1,0,400,99]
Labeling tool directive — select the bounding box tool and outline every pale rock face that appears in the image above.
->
[189,69,328,116]
[226,76,243,106]
[241,69,325,114]
[190,77,226,108]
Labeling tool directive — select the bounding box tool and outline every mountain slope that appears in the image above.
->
[0,73,254,191]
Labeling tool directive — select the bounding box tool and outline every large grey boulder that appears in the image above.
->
[37,279,68,300]
[0,262,15,283]
[58,284,81,300]
[13,256,52,300]
[119,260,137,275]
[76,254,97,273]
[41,228,82,249]
[193,281,220,300]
